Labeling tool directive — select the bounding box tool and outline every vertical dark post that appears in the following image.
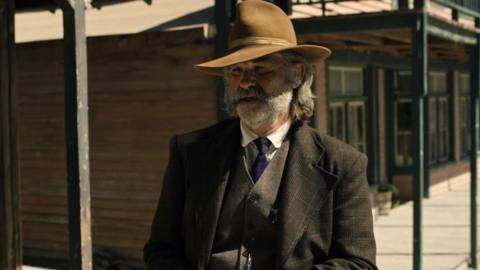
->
[469,17,480,270]
[398,0,409,9]
[423,88,430,198]
[366,66,379,187]
[58,0,92,269]
[214,0,231,120]
[274,0,292,15]
[412,1,427,269]
[0,0,21,268]
[452,10,459,21]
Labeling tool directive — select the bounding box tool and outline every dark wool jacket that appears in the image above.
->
[144,118,377,270]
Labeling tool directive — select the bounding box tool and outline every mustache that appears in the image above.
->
[230,85,270,103]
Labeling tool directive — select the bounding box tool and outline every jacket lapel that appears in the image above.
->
[276,124,339,268]
[195,119,241,269]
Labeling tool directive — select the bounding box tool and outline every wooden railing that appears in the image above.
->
[432,0,480,19]
[286,0,480,20]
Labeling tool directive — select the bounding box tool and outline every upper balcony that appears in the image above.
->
[285,0,479,29]
[247,0,480,63]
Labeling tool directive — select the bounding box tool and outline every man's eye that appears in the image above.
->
[256,67,272,75]
[229,68,242,76]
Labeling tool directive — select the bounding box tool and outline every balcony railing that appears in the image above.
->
[432,0,480,19]
[282,0,480,22]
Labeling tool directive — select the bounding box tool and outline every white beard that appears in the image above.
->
[235,90,293,129]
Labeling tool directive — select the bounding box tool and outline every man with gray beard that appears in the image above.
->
[144,1,377,269]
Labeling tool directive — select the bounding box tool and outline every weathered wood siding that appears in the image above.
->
[17,28,216,268]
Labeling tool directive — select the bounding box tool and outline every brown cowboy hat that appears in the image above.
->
[195,0,331,75]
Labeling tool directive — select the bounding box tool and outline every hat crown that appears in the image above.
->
[229,0,297,49]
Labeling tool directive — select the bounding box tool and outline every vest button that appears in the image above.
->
[248,195,258,204]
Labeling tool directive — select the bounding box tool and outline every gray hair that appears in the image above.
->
[223,51,316,123]
[280,51,315,123]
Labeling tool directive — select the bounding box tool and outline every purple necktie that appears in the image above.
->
[250,137,271,183]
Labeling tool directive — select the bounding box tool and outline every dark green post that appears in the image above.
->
[423,88,430,199]
[366,66,379,187]
[0,0,22,268]
[398,0,408,9]
[469,17,480,270]
[412,1,427,269]
[214,0,231,120]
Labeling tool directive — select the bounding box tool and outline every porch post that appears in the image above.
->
[0,0,21,268]
[366,66,379,187]
[57,0,92,269]
[412,1,428,269]
[469,17,480,270]
[214,0,231,120]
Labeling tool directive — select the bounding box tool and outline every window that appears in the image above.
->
[328,103,346,142]
[395,98,413,166]
[459,73,470,156]
[327,67,366,153]
[429,72,450,163]
[348,102,366,153]
[393,71,451,167]
[393,71,413,166]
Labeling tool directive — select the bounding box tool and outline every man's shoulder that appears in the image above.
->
[296,125,366,181]
[297,124,366,170]
[299,124,363,156]
[175,117,239,146]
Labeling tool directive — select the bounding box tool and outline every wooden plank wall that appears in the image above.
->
[16,28,216,269]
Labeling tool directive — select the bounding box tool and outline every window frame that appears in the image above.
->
[459,73,471,157]
[391,70,451,168]
[327,66,367,153]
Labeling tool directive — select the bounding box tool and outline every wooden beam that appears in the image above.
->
[293,10,417,34]
[428,15,478,45]
[58,0,93,269]
[322,33,385,46]
[0,0,22,268]
[335,44,400,54]
[368,30,412,44]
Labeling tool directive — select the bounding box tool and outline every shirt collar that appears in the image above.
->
[240,118,292,149]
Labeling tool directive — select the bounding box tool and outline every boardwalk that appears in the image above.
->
[375,173,476,270]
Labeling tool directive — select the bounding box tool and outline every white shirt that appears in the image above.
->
[240,119,292,168]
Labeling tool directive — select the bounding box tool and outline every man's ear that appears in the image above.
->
[291,63,305,88]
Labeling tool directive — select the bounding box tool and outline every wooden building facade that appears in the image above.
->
[17,29,216,268]
[2,0,480,269]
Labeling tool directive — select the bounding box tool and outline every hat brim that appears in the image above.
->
[194,44,331,76]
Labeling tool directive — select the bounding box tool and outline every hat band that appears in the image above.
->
[229,36,295,50]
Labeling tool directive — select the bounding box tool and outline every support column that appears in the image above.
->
[398,0,408,9]
[214,0,231,120]
[57,0,92,269]
[423,82,430,199]
[469,17,480,270]
[412,1,428,269]
[0,0,21,268]
[274,0,292,15]
[366,66,379,187]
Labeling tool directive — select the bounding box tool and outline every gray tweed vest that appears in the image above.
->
[208,138,290,270]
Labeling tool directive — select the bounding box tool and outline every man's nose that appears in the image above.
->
[239,70,256,90]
